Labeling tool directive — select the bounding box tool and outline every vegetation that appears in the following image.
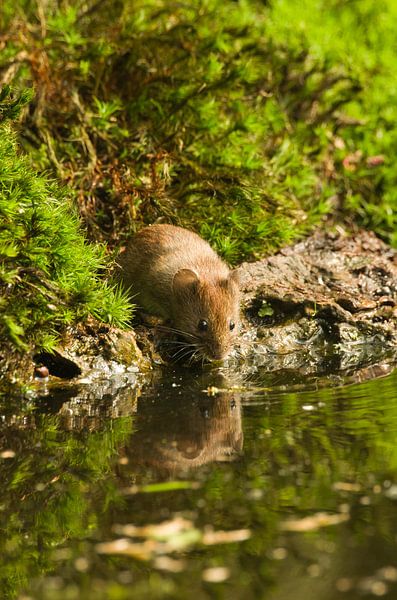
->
[0,86,131,362]
[1,0,397,360]
[0,400,133,599]
[1,2,396,594]
[2,0,397,263]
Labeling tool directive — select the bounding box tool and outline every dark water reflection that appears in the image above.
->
[2,363,397,599]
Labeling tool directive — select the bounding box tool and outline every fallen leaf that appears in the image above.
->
[281,512,349,532]
[1,450,16,459]
[113,517,194,540]
[121,481,199,495]
[96,538,155,560]
[202,528,251,545]
[202,567,230,583]
[153,556,186,572]
[333,481,362,492]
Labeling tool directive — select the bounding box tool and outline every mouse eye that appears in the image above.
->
[229,320,235,331]
[198,319,208,332]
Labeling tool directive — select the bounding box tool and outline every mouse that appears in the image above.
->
[114,224,240,362]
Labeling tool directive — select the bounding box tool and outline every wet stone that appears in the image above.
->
[237,229,397,374]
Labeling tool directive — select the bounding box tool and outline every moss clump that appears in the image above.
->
[0,87,131,360]
[2,0,397,261]
[0,1,335,261]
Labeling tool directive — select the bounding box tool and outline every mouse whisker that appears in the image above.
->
[160,339,194,347]
[172,347,198,362]
[157,325,198,340]
[172,341,198,352]
[187,349,202,365]
[171,342,199,359]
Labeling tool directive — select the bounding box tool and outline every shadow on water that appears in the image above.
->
[2,360,397,598]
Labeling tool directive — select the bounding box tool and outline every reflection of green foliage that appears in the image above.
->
[0,408,133,599]
[3,0,397,261]
[0,87,132,356]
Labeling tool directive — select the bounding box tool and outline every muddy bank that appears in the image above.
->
[0,319,147,391]
[126,228,397,377]
[239,228,397,375]
[2,228,397,390]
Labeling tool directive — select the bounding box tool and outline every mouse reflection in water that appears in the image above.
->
[119,390,243,480]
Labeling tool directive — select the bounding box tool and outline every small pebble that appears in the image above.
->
[74,557,89,572]
[360,496,371,505]
[34,365,49,379]
[384,484,397,499]
[336,578,353,592]
[76,377,92,384]
[247,488,263,501]
[378,566,397,582]
[307,564,321,577]
[371,581,388,596]
[272,547,287,560]
[1,450,16,459]
[202,567,230,583]
[118,571,133,584]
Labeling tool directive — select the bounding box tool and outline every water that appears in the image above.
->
[2,361,397,599]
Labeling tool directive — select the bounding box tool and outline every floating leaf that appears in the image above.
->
[202,528,251,545]
[121,481,199,495]
[99,518,251,563]
[113,517,195,541]
[281,512,350,532]
[202,567,230,583]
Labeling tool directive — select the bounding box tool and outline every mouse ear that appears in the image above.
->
[173,269,199,294]
[228,268,242,287]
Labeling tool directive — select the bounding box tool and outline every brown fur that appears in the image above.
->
[115,224,240,360]
[123,394,243,478]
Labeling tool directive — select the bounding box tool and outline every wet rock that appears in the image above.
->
[0,347,34,389]
[34,318,150,381]
[238,229,397,373]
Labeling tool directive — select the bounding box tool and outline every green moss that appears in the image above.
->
[1,0,397,261]
[0,88,132,356]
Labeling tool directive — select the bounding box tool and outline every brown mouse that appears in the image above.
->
[115,224,240,361]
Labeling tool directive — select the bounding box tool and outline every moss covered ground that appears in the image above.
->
[0,87,131,369]
[1,0,397,367]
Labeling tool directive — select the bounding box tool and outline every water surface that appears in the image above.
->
[2,361,397,599]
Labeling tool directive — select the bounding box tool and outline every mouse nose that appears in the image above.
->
[209,344,228,361]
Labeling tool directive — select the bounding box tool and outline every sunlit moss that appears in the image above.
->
[0,87,132,356]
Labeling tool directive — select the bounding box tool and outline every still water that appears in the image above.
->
[2,360,397,599]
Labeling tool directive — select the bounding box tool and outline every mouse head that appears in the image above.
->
[171,268,240,361]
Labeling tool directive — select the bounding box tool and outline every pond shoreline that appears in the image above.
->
[239,227,397,376]
[2,228,397,392]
